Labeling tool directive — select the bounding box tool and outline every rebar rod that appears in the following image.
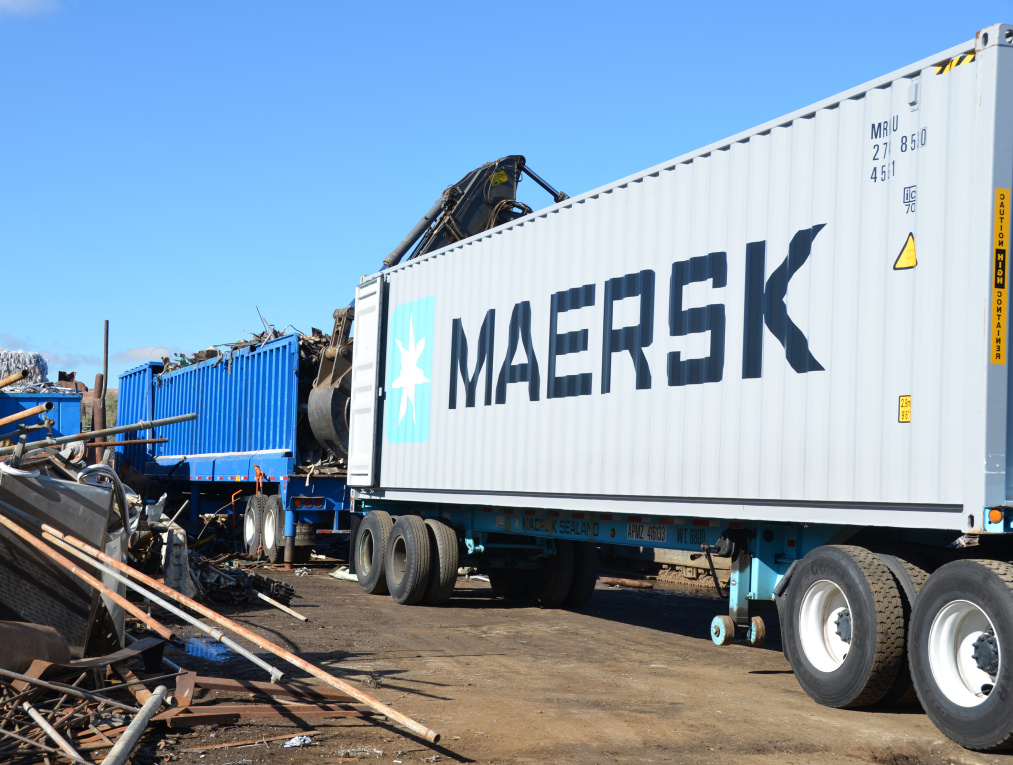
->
[22,702,89,765]
[0,671,139,715]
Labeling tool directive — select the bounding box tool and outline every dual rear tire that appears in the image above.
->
[490,540,598,610]
[785,547,1013,751]
[354,511,460,605]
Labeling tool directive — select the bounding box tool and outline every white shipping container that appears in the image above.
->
[349,27,1013,534]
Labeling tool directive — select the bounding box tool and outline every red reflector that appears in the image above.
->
[658,517,674,524]
[692,519,710,527]
[600,514,613,521]
[314,499,324,508]
[729,521,743,529]
[787,540,796,547]
[628,515,642,523]
[524,509,536,516]
[572,513,585,519]
[548,511,560,517]
[989,508,1004,524]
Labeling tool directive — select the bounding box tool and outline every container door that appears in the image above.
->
[347,277,385,487]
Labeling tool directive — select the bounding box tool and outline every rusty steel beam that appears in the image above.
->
[38,522,442,743]
[0,401,54,429]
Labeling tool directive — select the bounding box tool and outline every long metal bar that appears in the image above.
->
[24,701,104,764]
[0,370,28,390]
[0,413,197,456]
[0,503,177,642]
[0,402,53,429]
[99,685,166,765]
[255,591,308,621]
[0,669,139,714]
[0,421,51,443]
[40,532,285,682]
[40,523,442,742]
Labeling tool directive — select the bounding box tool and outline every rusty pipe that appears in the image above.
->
[0,413,196,456]
[44,535,285,682]
[0,505,177,643]
[0,402,53,429]
[0,370,28,390]
[0,421,51,443]
[37,521,441,743]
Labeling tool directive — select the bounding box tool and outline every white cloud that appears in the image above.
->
[0,0,59,16]
[112,346,181,364]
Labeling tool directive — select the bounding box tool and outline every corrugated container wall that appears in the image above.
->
[350,28,1013,533]
[116,362,160,469]
[117,336,301,461]
[0,393,81,443]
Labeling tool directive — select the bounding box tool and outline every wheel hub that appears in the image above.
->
[972,631,999,678]
[834,609,853,644]
[927,599,1000,708]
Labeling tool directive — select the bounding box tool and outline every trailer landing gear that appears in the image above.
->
[710,614,766,647]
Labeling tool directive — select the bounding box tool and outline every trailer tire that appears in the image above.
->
[783,545,904,709]
[531,540,574,609]
[908,559,1013,751]
[873,550,931,707]
[422,519,458,606]
[385,515,431,605]
[489,569,529,601]
[243,495,266,558]
[355,511,393,595]
[564,542,598,610]
[262,496,286,564]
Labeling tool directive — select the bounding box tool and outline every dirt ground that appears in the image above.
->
[149,564,1013,765]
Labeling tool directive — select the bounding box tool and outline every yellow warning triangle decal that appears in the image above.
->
[894,233,917,270]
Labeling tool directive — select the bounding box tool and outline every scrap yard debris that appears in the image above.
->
[0,411,440,762]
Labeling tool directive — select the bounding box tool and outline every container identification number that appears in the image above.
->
[868,117,927,183]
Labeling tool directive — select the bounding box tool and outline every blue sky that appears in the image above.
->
[0,1,1008,388]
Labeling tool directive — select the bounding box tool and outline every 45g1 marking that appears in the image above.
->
[871,161,895,183]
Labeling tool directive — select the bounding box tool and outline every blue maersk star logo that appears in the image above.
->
[385,296,435,444]
[391,316,429,424]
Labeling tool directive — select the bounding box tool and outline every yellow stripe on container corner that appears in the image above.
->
[934,52,975,75]
[992,188,1010,365]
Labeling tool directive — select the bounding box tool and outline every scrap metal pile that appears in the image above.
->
[0,637,170,765]
[0,408,440,762]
